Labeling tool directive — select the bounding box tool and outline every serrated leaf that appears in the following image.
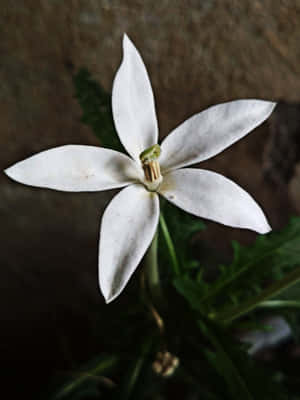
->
[179,217,300,312]
[216,266,300,323]
[173,275,209,314]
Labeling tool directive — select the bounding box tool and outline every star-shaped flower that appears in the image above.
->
[5,34,275,303]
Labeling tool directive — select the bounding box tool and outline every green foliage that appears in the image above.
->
[73,68,123,152]
[269,282,300,342]
[224,216,300,283]
[174,218,300,322]
[199,320,288,400]
[52,354,118,399]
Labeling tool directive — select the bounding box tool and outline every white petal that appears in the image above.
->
[160,100,276,172]
[5,145,142,192]
[112,34,158,161]
[159,169,271,234]
[99,184,159,303]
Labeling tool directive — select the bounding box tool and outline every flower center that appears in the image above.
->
[139,144,163,191]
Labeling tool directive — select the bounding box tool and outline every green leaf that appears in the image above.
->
[198,320,288,400]
[53,354,118,399]
[267,282,300,341]
[112,338,153,400]
[258,300,300,309]
[216,266,300,323]
[209,217,300,306]
[174,217,300,320]
[199,320,253,400]
[73,68,123,152]
[173,275,209,314]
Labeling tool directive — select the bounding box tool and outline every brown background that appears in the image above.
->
[1,0,300,396]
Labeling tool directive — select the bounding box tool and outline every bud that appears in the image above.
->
[152,351,179,377]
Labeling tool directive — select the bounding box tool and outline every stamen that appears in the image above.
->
[139,145,163,191]
[143,160,161,182]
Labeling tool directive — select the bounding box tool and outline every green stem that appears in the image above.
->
[119,337,153,400]
[55,355,118,399]
[159,213,180,276]
[258,300,300,309]
[144,230,163,303]
[198,320,253,400]
[217,266,300,324]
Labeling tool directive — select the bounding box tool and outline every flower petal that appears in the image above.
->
[5,145,142,191]
[160,100,276,172]
[159,168,271,234]
[112,34,158,161]
[99,184,159,303]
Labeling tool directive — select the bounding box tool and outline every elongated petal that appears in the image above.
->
[160,100,276,172]
[159,169,271,234]
[112,34,158,161]
[99,184,159,303]
[5,145,142,191]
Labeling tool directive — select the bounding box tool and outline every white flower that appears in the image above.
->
[5,34,276,303]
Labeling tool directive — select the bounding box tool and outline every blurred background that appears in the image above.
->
[1,1,300,397]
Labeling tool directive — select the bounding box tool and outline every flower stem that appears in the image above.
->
[159,213,180,276]
[144,229,163,304]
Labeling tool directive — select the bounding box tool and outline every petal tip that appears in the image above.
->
[122,33,132,49]
[258,224,272,235]
[101,286,119,304]
[259,99,277,118]
[4,166,17,181]
[255,218,272,235]
[104,295,114,304]
[4,167,11,177]
[269,101,277,111]
[99,276,120,305]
